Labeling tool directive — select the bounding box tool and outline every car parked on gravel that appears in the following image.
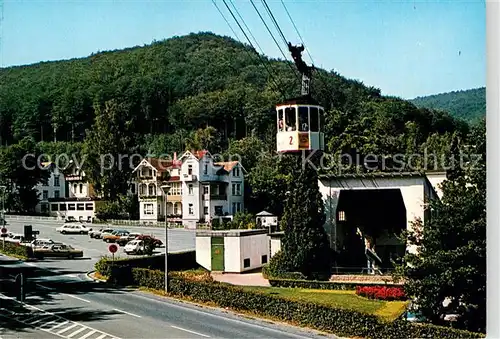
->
[89,228,114,239]
[56,224,90,235]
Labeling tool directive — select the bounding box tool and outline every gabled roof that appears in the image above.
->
[132,158,180,174]
[213,161,248,174]
[179,150,212,161]
[256,210,275,216]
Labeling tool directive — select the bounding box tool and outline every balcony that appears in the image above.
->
[65,175,83,182]
[182,173,197,181]
[208,194,227,201]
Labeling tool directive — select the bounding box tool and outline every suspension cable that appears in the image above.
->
[280,0,314,66]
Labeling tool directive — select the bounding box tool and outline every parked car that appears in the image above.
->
[116,232,142,246]
[136,234,163,248]
[29,238,62,248]
[89,228,114,239]
[56,224,90,234]
[124,239,155,255]
[102,230,130,243]
[4,233,24,243]
[33,244,83,259]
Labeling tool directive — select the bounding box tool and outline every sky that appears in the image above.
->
[1,0,486,99]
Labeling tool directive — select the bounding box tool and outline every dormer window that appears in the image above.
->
[232,167,240,177]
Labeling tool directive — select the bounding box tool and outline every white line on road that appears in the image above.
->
[95,334,107,339]
[67,326,87,338]
[113,308,142,318]
[37,283,55,291]
[77,329,96,339]
[57,323,78,334]
[63,294,91,303]
[171,325,210,338]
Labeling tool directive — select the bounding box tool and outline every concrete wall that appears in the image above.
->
[224,237,241,272]
[196,236,211,271]
[239,234,269,272]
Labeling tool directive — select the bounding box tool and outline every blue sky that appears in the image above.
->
[1,0,485,99]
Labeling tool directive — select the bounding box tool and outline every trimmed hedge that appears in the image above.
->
[94,251,197,280]
[127,267,484,339]
[268,277,401,290]
[0,241,33,259]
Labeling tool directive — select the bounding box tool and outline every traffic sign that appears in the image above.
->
[108,244,118,254]
[1,227,7,234]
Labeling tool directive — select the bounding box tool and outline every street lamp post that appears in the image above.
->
[161,184,171,293]
[0,185,6,225]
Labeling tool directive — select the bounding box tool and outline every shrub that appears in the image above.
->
[356,286,407,301]
[267,277,403,290]
[127,267,484,339]
[0,242,33,259]
[262,252,307,280]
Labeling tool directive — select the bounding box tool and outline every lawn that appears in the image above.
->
[242,286,409,322]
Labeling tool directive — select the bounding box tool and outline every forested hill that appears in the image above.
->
[0,32,469,165]
[410,87,485,124]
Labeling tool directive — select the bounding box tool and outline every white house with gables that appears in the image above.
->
[179,150,246,229]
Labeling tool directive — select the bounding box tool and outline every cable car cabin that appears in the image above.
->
[276,95,325,153]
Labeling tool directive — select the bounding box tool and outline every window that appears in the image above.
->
[309,107,319,132]
[77,203,85,211]
[203,186,209,195]
[232,183,241,196]
[204,206,208,215]
[148,184,155,196]
[232,203,236,215]
[144,203,154,215]
[338,211,346,221]
[298,106,309,131]
[170,182,182,196]
[68,204,76,211]
[188,184,193,195]
[41,203,48,213]
[73,184,77,193]
[59,204,66,211]
[188,204,194,215]
[140,184,146,195]
[42,190,48,200]
[285,107,296,131]
[319,108,325,131]
[232,167,240,177]
[204,164,208,175]
[85,203,93,210]
[54,190,60,199]
[214,206,223,216]
[79,184,83,194]
[236,202,241,212]
[174,204,180,215]
[188,165,193,175]
[261,255,268,264]
[54,175,60,187]
[51,204,59,212]
[243,258,250,268]
[278,109,284,131]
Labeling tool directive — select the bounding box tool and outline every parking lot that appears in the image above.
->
[1,219,196,274]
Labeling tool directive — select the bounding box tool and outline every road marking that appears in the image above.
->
[29,314,53,324]
[171,325,210,338]
[57,323,78,334]
[113,308,141,318]
[63,294,91,303]
[95,334,107,339]
[77,329,96,339]
[67,327,86,338]
[37,283,55,291]
[50,321,70,330]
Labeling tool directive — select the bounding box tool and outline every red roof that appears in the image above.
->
[145,158,181,173]
[168,176,180,182]
[192,150,210,160]
[214,161,239,172]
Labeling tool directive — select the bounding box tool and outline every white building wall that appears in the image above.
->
[140,200,158,221]
[35,166,66,213]
[196,236,212,271]
[239,234,269,272]
[425,172,447,199]
[181,157,201,227]
[270,237,281,258]
[224,237,240,272]
[68,182,91,198]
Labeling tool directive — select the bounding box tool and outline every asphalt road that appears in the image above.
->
[2,220,196,274]
[0,255,337,339]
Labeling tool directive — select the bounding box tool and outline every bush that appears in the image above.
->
[0,242,33,259]
[262,252,307,280]
[267,277,403,290]
[127,267,483,339]
[356,286,406,301]
[94,251,197,279]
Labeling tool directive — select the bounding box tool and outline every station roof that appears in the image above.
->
[276,94,320,106]
[318,171,425,180]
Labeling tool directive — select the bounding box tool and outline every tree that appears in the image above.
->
[0,137,50,213]
[83,99,137,201]
[270,155,332,280]
[394,119,486,333]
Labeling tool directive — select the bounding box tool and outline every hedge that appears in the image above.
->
[94,251,197,280]
[267,277,401,290]
[126,267,483,339]
[0,241,33,259]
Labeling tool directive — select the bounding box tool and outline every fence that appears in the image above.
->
[4,215,60,222]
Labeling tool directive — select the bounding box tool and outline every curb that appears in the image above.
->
[86,271,107,283]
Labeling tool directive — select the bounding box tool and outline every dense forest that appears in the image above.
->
[411,87,485,124]
[0,32,481,214]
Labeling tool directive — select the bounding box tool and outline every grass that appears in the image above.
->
[242,286,409,322]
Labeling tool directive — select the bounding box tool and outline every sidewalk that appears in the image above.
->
[211,271,270,287]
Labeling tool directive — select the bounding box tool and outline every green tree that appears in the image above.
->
[0,137,50,213]
[394,119,486,333]
[270,156,332,279]
[83,99,136,200]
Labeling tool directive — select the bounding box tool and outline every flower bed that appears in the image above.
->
[356,286,406,301]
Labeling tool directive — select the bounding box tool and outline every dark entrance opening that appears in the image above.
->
[334,189,406,273]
